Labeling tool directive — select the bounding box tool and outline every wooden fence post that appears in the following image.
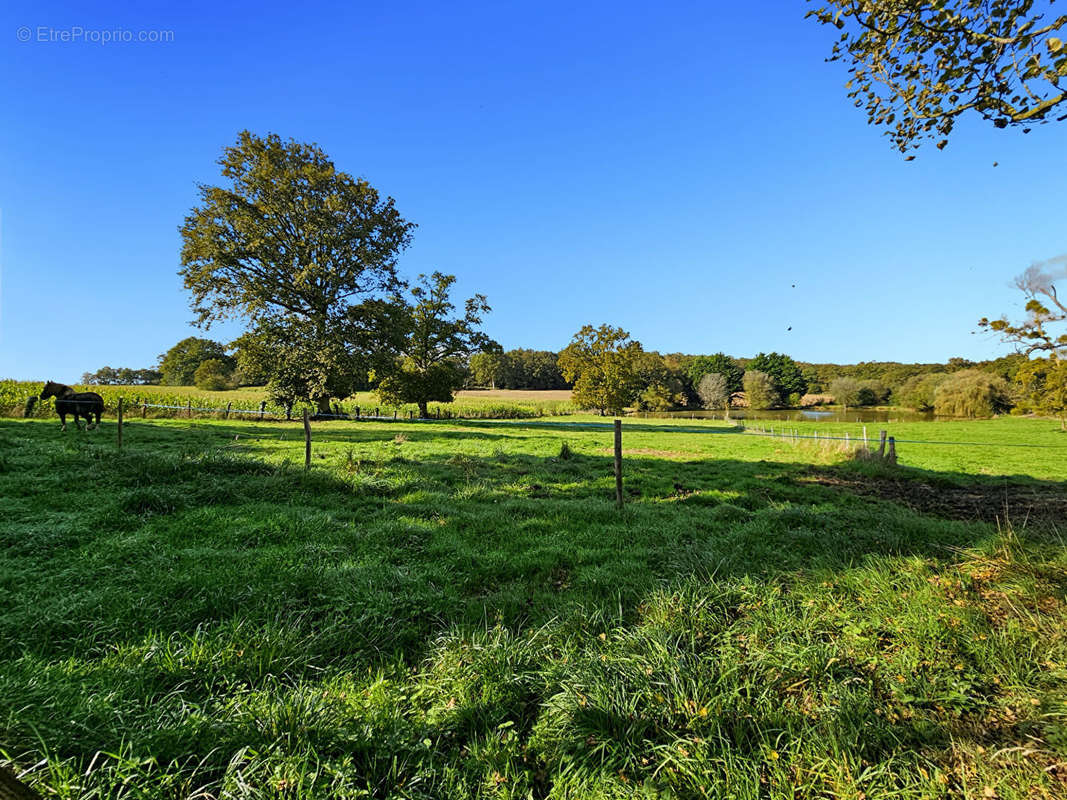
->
[614,419,623,510]
[877,430,887,458]
[259,401,266,420]
[303,408,312,470]
[141,400,147,418]
[186,400,192,419]
[225,402,232,420]
[117,397,124,449]
[887,436,897,465]
[355,406,360,420]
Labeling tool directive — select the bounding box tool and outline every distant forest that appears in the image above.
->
[81,337,1025,412]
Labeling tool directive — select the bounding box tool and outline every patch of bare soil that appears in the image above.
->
[801,471,1067,523]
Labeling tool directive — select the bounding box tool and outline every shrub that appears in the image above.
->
[687,353,744,394]
[1014,358,1067,430]
[743,370,779,409]
[829,377,863,409]
[696,373,729,410]
[859,379,890,405]
[747,352,808,396]
[933,369,1013,418]
[636,383,676,412]
[897,373,950,411]
[193,359,234,391]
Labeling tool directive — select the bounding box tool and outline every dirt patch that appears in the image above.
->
[801,471,1067,523]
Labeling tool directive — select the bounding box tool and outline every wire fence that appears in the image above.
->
[733,421,1067,449]
[12,397,1067,461]
[134,401,402,421]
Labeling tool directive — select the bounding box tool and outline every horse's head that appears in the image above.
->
[40,380,63,400]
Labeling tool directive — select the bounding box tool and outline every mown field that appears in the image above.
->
[2,414,1066,799]
[1,381,576,420]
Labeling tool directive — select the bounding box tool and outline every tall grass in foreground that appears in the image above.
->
[1,419,1065,798]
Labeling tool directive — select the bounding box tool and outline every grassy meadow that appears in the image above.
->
[2,412,1066,798]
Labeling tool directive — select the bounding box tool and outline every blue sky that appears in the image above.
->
[1,0,1063,382]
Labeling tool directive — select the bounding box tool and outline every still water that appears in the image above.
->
[632,408,938,424]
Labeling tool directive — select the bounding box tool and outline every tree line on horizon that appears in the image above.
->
[75,109,1063,424]
[80,334,1033,417]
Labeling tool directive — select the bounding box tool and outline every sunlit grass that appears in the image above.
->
[1,417,1065,798]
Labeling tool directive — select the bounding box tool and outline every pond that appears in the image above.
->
[631,407,938,424]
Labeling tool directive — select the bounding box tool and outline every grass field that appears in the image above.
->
[2,415,1066,798]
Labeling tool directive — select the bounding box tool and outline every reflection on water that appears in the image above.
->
[632,407,938,423]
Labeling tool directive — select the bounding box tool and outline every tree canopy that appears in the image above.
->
[743,370,780,410]
[1016,357,1067,428]
[830,376,864,410]
[375,272,492,418]
[933,369,1014,417]
[697,373,730,411]
[748,352,808,398]
[468,349,506,390]
[179,131,415,410]
[687,353,744,394]
[193,358,234,391]
[558,325,645,415]
[809,0,1067,152]
[158,337,232,386]
[81,367,161,386]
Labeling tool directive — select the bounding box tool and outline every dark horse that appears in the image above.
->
[39,380,104,430]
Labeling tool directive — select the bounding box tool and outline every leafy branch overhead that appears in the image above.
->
[980,257,1067,357]
[808,0,1067,152]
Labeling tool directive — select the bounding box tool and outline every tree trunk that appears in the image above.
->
[418,401,429,418]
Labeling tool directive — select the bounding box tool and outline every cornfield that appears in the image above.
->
[0,381,576,421]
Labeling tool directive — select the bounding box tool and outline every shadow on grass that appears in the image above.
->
[4,418,1063,656]
[3,419,1067,797]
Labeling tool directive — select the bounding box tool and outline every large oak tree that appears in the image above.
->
[179,131,415,411]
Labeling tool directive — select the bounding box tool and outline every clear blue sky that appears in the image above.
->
[1,0,1063,382]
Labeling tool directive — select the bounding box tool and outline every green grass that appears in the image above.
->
[1,415,1065,798]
